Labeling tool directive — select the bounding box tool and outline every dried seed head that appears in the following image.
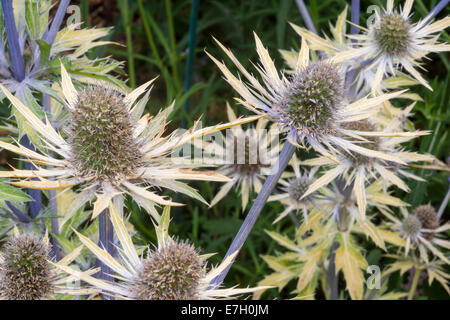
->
[401,214,422,238]
[413,204,439,239]
[0,235,53,300]
[375,13,410,56]
[131,241,205,300]
[287,175,313,205]
[231,135,262,176]
[278,61,343,136]
[69,85,142,183]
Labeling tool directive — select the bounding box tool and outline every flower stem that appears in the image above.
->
[350,0,360,36]
[294,0,318,35]
[407,267,422,300]
[437,184,450,220]
[211,141,296,286]
[43,0,71,46]
[181,0,199,129]
[1,0,25,81]
[423,0,449,25]
[98,208,115,300]
[327,242,339,300]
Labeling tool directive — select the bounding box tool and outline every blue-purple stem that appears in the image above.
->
[5,201,31,223]
[294,0,318,35]
[350,0,360,36]
[211,141,296,286]
[1,0,25,81]
[98,208,115,299]
[43,0,71,45]
[423,0,449,25]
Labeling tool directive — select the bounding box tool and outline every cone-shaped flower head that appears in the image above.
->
[413,204,439,239]
[54,205,263,300]
[69,85,142,183]
[208,33,408,163]
[401,214,422,238]
[278,61,343,137]
[131,241,205,300]
[329,0,450,90]
[0,65,259,222]
[209,104,279,209]
[0,234,52,300]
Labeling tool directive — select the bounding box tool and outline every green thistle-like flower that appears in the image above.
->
[0,234,52,300]
[287,176,312,205]
[375,13,411,56]
[131,241,205,300]
[69,85,142,183]
[278,61,343,137]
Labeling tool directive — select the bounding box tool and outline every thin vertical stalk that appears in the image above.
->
[43,0,71,46]
[1,0,25,81]
[98,208,115,300]
[165,0,181,92]
[350,0,360,36]
[121,0,136,88]
[43,94,61,260]
[211,141,297,286]
[181,0,199,128]
[5,201,31,223]
[294,0,318,35]
[327,242,339,300]
[437,185,450,219]
[20,136,43,218]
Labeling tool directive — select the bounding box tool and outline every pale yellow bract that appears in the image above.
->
[0,64,261,223]
[53,204,266,300]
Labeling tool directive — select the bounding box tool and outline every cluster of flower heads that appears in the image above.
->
[207,0,449,299]
[0,0,448,301]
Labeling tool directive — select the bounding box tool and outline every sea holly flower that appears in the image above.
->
[330,0,450,90]
[207,33,408,164]
[301,116,432,219]
[54,205,262,300]
[0,228,97,299]
[0,0,124,146]
[0,64,259,222]
[267,155,319,224]
[385,204,450,263]
[208,103,280,210]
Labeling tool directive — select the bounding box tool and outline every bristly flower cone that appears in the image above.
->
[131,241,205,300]
[69,85,143,184]
[401,214,422,238]
[278,61,343,137]
[413,204,439,239]
[343,120,380,165]
[0,235,53,300]
[287,176,312,205]
[375,13,411,56]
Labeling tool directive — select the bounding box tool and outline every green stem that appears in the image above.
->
[121,0,135,88]
[407,267,422,300]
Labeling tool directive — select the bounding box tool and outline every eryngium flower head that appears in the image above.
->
[277,62,343,137]
[210,104,279,210]
[329,0,450,90]
[0,235,52,300]
[401,214,422,238]
[413,204,438,239]
[131,241,205,300]
[69,85,142,183]
[208,33,407,163]
[375,13,411,56]
[0,64,257,222]
[55,205,261,300]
